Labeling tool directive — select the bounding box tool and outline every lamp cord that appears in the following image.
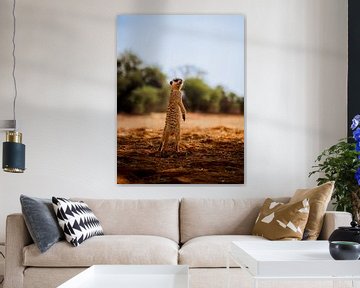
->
[12,0,18,129]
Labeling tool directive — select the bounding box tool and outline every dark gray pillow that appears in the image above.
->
[20,195,64,253]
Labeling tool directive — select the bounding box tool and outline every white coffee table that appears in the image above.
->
[228,241,360,288]
[58,265,189,288]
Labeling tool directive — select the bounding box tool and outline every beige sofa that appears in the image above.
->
[4,198,352,288]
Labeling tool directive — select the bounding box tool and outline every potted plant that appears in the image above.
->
[309,115,360,222]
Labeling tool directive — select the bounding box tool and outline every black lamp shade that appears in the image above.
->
[3,141,25,173]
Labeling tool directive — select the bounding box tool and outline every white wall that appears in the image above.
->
[0,0,347,242]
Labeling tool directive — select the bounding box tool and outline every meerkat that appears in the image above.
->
[159,78,186,153]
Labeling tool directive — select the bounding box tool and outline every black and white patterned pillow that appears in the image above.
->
[52,197,104,247]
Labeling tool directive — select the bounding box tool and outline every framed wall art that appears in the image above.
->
[117,15,245,184]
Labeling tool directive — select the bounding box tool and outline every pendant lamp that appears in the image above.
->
[1,0,26,173]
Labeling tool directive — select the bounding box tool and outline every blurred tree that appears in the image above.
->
[117,51,244,115]
[182,78,211,112]
[208,85,225,113]
[117,51,142,76]
[237,97,244,115]
[220,94,231,113]
[220,92,244,114]
[157,86,171,112]
[228,92,238,114]
[117,69,143,113]
[128,86,159,114]
[117,51,167,113]
[142,66,166,88]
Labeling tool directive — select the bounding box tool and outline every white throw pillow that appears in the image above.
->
[52,197,103,247]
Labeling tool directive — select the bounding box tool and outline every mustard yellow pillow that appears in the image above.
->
[289,181,334,240]
[252,198,310,240]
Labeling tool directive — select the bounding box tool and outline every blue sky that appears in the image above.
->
[117,15,244,96]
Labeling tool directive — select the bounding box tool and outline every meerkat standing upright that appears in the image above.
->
[159,78,186,153]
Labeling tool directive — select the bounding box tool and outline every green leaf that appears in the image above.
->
[309,138,360,215]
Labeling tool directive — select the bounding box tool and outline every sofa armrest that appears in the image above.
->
[4,213,32,288]
[318,211,352,240]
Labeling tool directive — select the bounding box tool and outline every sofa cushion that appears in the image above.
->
[20,195,64,253]
[180,198,289,243]
[290,181,334,240]
[23,235,178,267]
[52,197,104,247]
[72,199,179,243]
[252,198,310,240]
[179,235,267,268]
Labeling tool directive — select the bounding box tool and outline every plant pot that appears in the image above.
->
[329,241,360,260]
[329,221,360,244]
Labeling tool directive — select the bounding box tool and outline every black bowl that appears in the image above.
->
[329,241,360,260]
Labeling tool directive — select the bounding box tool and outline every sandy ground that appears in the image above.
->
[117,113,244,184]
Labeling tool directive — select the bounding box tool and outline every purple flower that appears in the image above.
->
[352,115,360,130]
[356,167,360,186]
[354,128,360,142]
[357,142,360,152]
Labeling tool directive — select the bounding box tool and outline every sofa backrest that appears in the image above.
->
[180,198,289,243]
[73,198,180,243]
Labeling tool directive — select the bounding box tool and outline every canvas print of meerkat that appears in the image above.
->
[117,15,245,184]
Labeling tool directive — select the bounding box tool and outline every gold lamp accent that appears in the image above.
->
[6,130,22,143]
